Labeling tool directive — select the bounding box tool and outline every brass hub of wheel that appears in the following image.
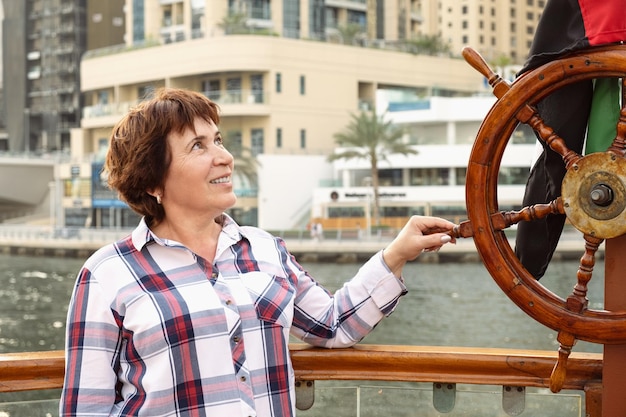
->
[562,152,626,238]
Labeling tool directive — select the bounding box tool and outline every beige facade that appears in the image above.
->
[414,0,546,64]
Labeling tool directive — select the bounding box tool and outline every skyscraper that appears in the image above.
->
[1,0,124,153]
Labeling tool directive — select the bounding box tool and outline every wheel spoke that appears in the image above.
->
[524,112,582,170]
[447,198,565,238]
[463,46,582,169]
[565,234,604,313]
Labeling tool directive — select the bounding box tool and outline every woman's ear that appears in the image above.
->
[147,189,163,204]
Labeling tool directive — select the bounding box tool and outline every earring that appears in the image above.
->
[156,194,162,204]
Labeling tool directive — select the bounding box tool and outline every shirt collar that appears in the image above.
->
[130,214,246,252]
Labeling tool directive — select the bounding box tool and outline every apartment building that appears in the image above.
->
[2,0,124,154]
[415,0,546,64]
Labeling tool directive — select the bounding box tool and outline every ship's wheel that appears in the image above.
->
[454,45,626,392]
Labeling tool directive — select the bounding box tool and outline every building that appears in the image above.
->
[2,0,124,154]
[415,0,546,64]
[3,0,86,153]
[261,96,537,232]
[86,0,125,51]
[58,0,492,229]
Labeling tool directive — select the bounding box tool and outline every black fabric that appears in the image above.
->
[520,0,588,74]
[513,0,592,278]
[514,82,593,278]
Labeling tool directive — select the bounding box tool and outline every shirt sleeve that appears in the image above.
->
[60,266,121,416]
[288,248,407,348]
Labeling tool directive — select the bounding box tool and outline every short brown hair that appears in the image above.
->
[105,87,221,224]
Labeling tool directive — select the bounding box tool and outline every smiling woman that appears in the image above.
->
[59,87,457,417]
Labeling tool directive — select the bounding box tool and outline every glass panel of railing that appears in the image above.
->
[297,382,582,417]
[0,398,60,416]
[0,384,582,416]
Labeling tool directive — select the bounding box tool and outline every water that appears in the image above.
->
[0,252,606,356]
[0,252,606,414]
[299,259,604,354]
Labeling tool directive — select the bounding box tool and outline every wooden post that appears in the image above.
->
[602,234,626,416]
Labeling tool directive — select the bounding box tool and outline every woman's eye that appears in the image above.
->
[191,141,203,150]
[214,137,224,146]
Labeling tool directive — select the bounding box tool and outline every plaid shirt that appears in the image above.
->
[60,215,406,416]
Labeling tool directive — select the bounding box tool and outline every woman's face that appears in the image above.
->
[159,117,236,220]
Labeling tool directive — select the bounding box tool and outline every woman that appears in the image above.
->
[60,87,455,416]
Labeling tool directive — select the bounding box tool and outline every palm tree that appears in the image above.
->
[223,134,259,189]
[403,34,452,56]
[336,23,366,45]
[328,110,417,227]
[218,12,249,35]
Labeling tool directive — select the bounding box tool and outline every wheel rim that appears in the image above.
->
[465,45,626,344]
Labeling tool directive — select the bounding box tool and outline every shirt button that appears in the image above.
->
[240,376,247,382]
[233,336,240,343]
[211,273,217,278]
[225,299,232,305]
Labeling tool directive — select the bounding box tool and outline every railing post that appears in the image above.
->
[602,234,626,416]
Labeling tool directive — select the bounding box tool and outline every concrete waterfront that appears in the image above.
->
[0,224,600,263]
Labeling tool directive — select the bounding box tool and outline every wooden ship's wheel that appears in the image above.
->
[451,45,626,393]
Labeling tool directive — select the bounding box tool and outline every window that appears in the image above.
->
[462,5,468,14]
[462,20,468,29]
[276,73,282,93]
[97,91,109,105]
[226,77,242,103]
[379,169,403,186]
[191,1,204,38]
[300,129,306,149]
[202,79,220,101]
[276,128,282,148]
[300,75,306,95]
[137,85,154,100]
[499,167,530,185]
[226,131,242,157]
[133,0,145,43]
[163,9,172,26]
[250,74,263,103]
[409,168,450,186]
[251,129,264,156]
[283,0,301,38]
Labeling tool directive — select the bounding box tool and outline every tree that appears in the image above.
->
[328,110,417,227]
[218,12,249,35]
[403,34,452,56]
[334,23,366,45]
[223,134,259,189]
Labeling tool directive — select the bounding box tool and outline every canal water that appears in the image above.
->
[0,251,605,415]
